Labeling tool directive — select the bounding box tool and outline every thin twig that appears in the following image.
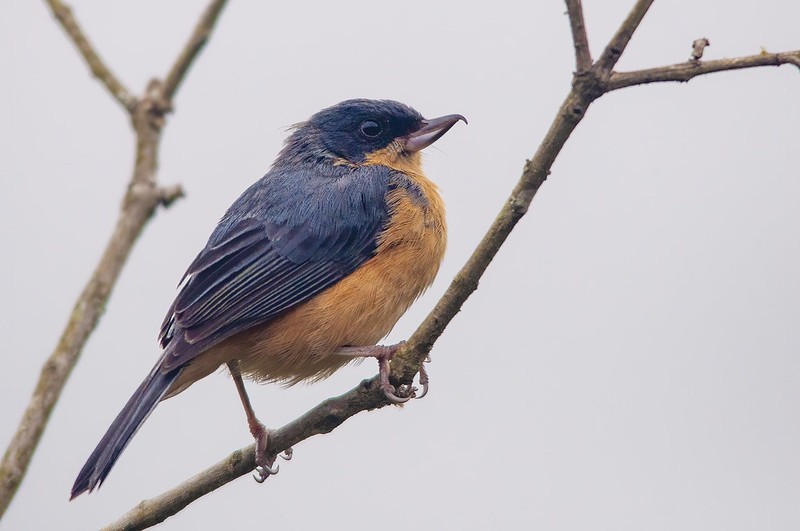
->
[163,0,230,102]
[608,50,800,91]
[0,0,228,519]
[565,0,592,72]
[690,38,711,61]
[43,0,136,112]
[596,0,655,72]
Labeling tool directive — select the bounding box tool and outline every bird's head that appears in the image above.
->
[277,99,466,173]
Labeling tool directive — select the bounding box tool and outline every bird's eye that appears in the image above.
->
[359,120,382,138]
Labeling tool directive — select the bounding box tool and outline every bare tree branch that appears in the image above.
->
[101,444,257,531]
[43,0,136,112]
[101,380,388,531]
[163,0,230,103]
[0,0,230,519]
[565,0,592,72]
[608,50,800,91]
[596,0,655,72]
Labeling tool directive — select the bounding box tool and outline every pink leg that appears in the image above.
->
[333,342,430,403]
[228,360,291,483]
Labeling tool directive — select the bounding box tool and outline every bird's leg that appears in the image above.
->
[227,360,290,483]
[333,342,430,403]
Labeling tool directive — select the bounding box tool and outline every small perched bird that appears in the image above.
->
[71,99,465,498]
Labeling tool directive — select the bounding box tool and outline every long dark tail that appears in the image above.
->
[70,362,182,499]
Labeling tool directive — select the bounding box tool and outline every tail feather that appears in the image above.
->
[70,362,181,499]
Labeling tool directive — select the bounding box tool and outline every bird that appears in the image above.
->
[70,98,465,499]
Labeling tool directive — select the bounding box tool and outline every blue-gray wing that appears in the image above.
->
[158,164,394,370]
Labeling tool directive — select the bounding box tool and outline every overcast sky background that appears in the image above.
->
[2,1,798,530]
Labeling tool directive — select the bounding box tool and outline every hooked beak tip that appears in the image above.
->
[404,113,467,153]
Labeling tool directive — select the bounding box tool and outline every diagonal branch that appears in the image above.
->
[607,50,800,91]
[101,380,388,531]
[43,0,136,113]
[163,0,230,103]
[0,0,230,519]
[595,0,655,72]
[565,0,592,72]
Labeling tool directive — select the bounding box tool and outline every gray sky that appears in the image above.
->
[2,1,799,529]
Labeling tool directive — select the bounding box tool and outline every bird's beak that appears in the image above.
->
[404,114,467,153]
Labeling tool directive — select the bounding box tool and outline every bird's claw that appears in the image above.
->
[416,380,429,400]
[374,342,433,403]
[280,447,294,461]
[253,460,279,483]
[376,342,409,404]
[381,381,411,404]
[415,356,430,400]
[248,420,282,483]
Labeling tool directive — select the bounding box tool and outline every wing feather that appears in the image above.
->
[159,164,394,369]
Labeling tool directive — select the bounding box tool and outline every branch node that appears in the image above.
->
[158,185,186,208]
[690,38,711,61]
[509,196,530,216]
[142,79,172,129]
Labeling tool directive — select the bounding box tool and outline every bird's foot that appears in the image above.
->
[228,359,290,483]
[334,342,431,404]
[248,418,279,483]
[375,343,412,404]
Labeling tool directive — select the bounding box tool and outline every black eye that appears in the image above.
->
[359,120,382,138]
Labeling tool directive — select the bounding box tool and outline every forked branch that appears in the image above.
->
[0,0,230,519]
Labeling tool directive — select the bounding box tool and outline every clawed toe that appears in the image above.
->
[280,447,294,461]
[253,444,280,483]
[253,460,279,483]
[375,342,412,404]
[381,381,411,404]
[416,356,430,400]
[374,343,434,404]
[248,418,282,483]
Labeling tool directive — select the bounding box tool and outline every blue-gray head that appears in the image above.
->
[278,99,466,166]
